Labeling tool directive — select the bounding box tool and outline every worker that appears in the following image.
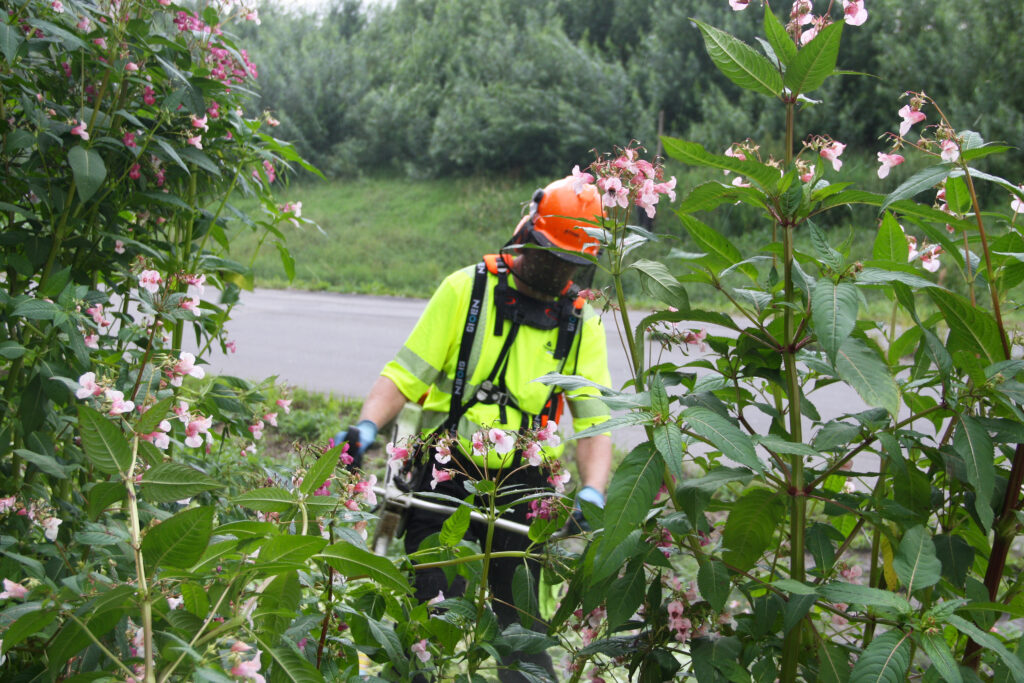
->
[339,175,613,682]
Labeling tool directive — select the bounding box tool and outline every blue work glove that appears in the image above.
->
[333,419,377,470]
[572,485,605,531]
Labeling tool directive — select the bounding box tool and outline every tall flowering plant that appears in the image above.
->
[527,1,1024,681]
[0,1,376,681]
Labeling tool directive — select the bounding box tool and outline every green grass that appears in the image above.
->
[223,162,1024,328]
[229,175,543,297]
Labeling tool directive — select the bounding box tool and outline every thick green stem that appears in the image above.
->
[780,99,806,683]
[125,437,156,683]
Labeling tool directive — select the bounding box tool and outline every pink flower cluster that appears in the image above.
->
[666,600,692,642]
[207,45,258,85]
[76,372,135,415]
[526,496,560,521]
[167,351,205,387]
[583,147,677,219]
[906,234,941,273]
[174,400,213,448]
[738,1,870,45]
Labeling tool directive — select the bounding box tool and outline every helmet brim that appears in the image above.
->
[530,228,596,265]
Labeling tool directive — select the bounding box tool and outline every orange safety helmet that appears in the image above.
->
[519,176,604,265]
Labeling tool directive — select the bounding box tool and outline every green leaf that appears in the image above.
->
[320,541,412,595]
[819,583,911,612]
[812,281,859,365]
[232,487,296,513]
[944,175,972,214]
[953,416,995,530]
[892,525,942,594]
[3,609,57,652]
[0,23,25,62]
[928,289,1004,365]
[512,564,539,626]
[276,241,296,282]
[599,443,663,553]
[947,615,1024,682]
[881,163,955,210]
[652,423,685,485]
[439,498,471,546]
[873,212,905,263]
[256,535,328,572]
[698,561,731,612]
[678,214,752,277]
[26,18,86,51]
[87,481,126,520]
[933,533,974,589]
[818,642,850,683]
[763,5,797,67]
[849,630,912,683]
[694,20,783,98]
[134,397,175,435]
[299,446,341,496]
[834,338,899,418]
[592,530,644,584]
[606,563,646,631]
[684,406,762,472]
[0,340,27,360]
[14,449,69,479]
[663,137,782,189]
[855,267,944,290]
[12,298,59,320]
[77,405,132,474]
[784,20,842,96]
[630,258,689,311]
[141,506,214,571]
[721,488,783,572]
[917,632,963,683]
[252,633,325,683]
[140,462,223,503]
[68,145,107,202]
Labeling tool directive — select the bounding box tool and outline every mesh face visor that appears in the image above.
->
[505,239,580,298]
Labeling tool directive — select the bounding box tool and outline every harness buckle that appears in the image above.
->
[475,380,510,406]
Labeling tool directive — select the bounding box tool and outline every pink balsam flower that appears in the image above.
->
[820,141,846,172]
[876,152,905,179]
[842,0,868,26]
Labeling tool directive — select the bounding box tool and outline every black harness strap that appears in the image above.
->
[442,257,585,468]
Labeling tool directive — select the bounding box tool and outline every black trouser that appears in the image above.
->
[404,456,557,683]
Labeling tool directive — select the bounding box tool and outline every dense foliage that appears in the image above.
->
[6,0,1024,682]
[247,0,1024,181]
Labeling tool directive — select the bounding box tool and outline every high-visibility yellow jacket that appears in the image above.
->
[382,263,611,467]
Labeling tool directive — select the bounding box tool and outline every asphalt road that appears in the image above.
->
[193,288,878,466]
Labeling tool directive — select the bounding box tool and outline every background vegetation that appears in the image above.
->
[245,0,1024,182]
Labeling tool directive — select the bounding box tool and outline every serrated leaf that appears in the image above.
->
[232,487,296,513]
[917,632,963,683]
[834,338,899,418]
[320,541,412,595]
[928,289,1004,365]
[873,212,905,263]
[299,446,341,496]
[252,633,325,683]
[819,642,850,683]
[695,20,783,98]
[698,561,731,612]
[881,164,955,210]
[954,416,995,530]
[257,535,327,571]
[599,443,663,553]
[721,488,783,572]
[944,175,971,214]
[439,498,471,546]
[784,20,842,96]
[78,405,132,474]
[140,462,223,503]
[819,583,911,612]
[3,609,57,652]
[849,630,912,683]
[880,535,899,591]
[652,423,685,485]
[12,298,58,320]
[947,615,1024,682]
[141,506,214,571]
[892,526,942,594]
[855,267,944,290]
[678,214,757,280]
[763,5,797,67]
[134,397,175,435]
[630,259,688,311]
[0,23,25,62]
[68,145,107,202]
[87,481,126,519]
[684,406,761,472]
[663,137,781,189]
[812,280,859,364]
[606,564,646,631]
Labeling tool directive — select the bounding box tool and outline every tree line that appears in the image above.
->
[246,0,1024,181]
